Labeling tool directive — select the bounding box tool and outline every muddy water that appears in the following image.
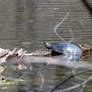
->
[0,0,92,92]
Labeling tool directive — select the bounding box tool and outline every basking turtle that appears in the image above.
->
[44,42,83,62]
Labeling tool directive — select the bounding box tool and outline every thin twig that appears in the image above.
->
[50,68,92,92]
[68,28,74,43]
[54,12,70,42]
[59,75,92,92]
[38,71,45,90]
[81,0,92,15]
[72,68,86,81]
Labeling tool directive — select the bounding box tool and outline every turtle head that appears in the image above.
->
[44,42,52,49]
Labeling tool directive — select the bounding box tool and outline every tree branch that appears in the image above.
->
[50,68,92,92]
[81,0,92,15]
[54,75,92,92]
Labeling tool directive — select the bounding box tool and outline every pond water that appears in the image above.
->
[0,0,92,92]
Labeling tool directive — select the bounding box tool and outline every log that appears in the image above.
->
[0,48,92,70]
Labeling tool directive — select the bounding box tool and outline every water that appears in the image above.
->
[0,0,92,92]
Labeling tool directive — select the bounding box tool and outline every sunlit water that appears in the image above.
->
[0,0,92,92]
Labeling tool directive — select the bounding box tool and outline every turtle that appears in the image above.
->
[44,42,83,62]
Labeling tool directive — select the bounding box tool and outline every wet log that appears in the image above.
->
[0,48,92,69]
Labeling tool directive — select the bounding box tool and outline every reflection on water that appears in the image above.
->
[0,0,92,92]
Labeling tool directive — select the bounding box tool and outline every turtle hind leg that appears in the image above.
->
[51,51,62,56]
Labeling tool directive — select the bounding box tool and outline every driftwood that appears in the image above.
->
[0,48,92,69]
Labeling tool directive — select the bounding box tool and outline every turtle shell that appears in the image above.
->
[52,42,82,62]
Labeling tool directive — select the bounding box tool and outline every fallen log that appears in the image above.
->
[0,48,92,69]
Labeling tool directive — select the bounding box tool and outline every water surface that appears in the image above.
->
[0,0,92,92]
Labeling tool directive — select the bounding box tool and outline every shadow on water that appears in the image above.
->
[0,0,92,92]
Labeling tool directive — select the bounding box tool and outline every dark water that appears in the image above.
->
[0,0,92,92]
